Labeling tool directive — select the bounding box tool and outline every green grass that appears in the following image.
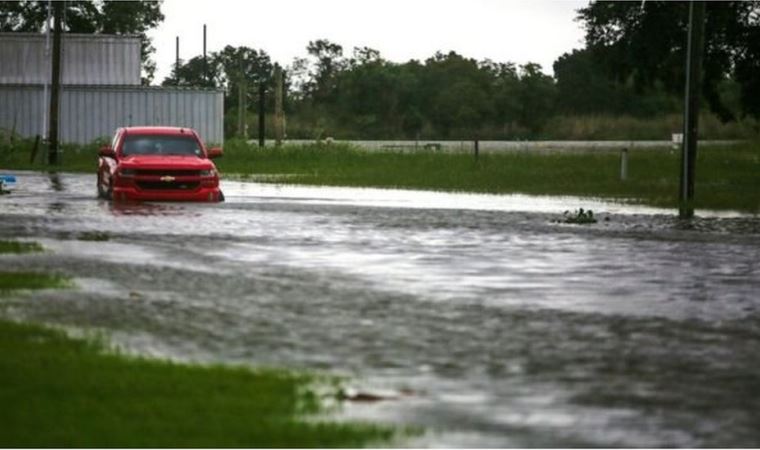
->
[218,140,760,213]
[0,272,70,292]
[0,240,44,254]
[0,320,394,447]
[0,137,98,172]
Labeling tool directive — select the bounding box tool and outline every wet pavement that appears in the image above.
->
[2,171,760,447]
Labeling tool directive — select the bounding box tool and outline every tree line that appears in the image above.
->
[165,1,759,140]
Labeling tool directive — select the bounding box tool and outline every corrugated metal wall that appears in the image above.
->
[0,33,141,85]
[0,85,224,145]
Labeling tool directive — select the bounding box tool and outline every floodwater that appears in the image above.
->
[2,171,760,447]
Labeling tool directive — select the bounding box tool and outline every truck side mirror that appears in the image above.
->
[208,147,223,159]
[98,146,116,158]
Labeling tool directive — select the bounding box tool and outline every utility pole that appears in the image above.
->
[679,1,706,219]
[41,0,51,142]
[48,0,63,165]
[237,57,246,138]
[175,36,180,85]
[274,64,284,146]
[258,82,266,147]
[203,24,208,85]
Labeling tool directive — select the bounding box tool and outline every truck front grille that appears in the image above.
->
[136,181,200,191]
[135,170,201,177]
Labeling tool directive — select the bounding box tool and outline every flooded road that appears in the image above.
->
[2,171,760,447]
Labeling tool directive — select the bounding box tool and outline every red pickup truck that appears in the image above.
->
[97,126,224,202]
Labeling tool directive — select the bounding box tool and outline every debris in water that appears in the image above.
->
[337,387,415,403]
[0,174,16,195]
[560,208,598,224]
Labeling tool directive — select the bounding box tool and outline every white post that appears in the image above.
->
[620,147,628,181]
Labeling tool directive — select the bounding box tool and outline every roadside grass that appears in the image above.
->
[0,242,398,447]
[0,320,395,447]
[0,137,97,172]
[218,140,760,213]
[0,240,44,254]
[3,136,759,212]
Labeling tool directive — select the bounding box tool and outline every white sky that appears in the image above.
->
[147,0,589,84]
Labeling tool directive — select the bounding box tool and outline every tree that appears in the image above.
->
[419,52,494,137]
[212,46,273,138]
[99,1,164,84]
[515,63,557,134]
[481,60,522,133]
[0,0,164,84]
[161,55,220,88]
[304,39,345,105]
[553,49,620,114]
[578,0,760,120]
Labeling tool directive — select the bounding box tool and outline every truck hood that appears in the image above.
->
[118,155,215,170]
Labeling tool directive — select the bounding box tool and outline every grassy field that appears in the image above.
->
[3,137,759,212]
[217,140,760,213]
[0,242,397,447]
[0,139,98,172]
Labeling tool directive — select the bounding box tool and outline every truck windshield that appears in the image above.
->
[122,135,203,157]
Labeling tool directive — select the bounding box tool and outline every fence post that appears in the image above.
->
[274,64,284,146]
[30,135,41,164]
[620,147,628,181]
[620,147,629,181]
[474,139,479,160]
[258,83,266,147]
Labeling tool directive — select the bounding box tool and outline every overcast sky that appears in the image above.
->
[147,0,590,84]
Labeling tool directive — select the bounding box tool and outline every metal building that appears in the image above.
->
[0,33,141,86]
[0,84,224,144]
[0,33,224,144]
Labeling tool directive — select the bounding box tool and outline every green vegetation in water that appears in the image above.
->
[0,272,70,292]
[0,240,44,254]
[560,208,598,224]
[77,231,110,241]
[0,320,395,447]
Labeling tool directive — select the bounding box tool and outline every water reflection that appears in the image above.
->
[46,202,68,214]
[107,201,185,217]
[47,172,64,192]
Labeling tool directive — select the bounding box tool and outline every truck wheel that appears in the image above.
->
[97,175,106,199]
[97,175,113,200]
